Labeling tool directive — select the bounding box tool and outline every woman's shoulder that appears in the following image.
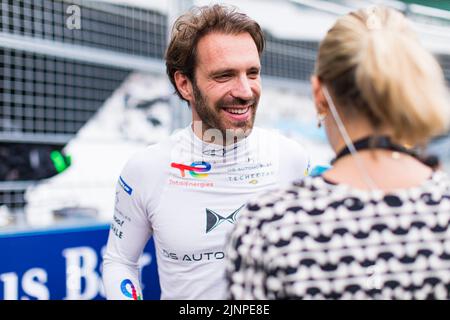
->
[242,176,336,223]
[245,170,450,220]
[251,175,339,205]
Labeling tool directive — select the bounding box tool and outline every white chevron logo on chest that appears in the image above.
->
[205,205,245,233]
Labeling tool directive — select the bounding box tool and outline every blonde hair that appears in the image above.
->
[315,6,450,145]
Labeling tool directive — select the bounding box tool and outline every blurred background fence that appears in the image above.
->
[2,0,450,212]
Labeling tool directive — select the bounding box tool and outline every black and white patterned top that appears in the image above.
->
[226,171,450,299]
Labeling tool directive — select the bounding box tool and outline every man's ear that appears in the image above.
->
[174,71,194,102]
[311,75,328,115]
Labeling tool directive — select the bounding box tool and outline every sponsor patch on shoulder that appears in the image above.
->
[119,176,133,195]
[309,165,331,177]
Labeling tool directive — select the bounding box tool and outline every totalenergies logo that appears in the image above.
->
[171,161,212,178]
[120,279,142,300]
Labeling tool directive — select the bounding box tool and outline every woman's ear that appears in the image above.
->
[311,75,328,115]
[174,71,194,102]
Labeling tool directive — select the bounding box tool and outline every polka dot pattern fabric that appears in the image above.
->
[226,171,450,299]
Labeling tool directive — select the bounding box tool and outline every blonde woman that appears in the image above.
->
[226,6,450,299]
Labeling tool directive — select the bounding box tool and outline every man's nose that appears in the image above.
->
[230,75,253,101]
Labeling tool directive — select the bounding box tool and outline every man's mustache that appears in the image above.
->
[218,97,258,109]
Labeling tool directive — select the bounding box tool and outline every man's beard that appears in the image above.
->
[192,80,259,144]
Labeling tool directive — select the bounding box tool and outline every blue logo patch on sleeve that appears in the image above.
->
[309,165,331,177]
[119,176,133,195]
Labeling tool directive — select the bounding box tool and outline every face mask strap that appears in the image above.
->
[322,85,378,191]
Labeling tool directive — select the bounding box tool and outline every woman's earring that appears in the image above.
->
[317,113,327,128]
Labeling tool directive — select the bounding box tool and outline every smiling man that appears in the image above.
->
[176,31,260,143]
[102,4,310,300]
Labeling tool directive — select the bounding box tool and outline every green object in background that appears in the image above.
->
[50,150,71,173]
[400,0,450,11]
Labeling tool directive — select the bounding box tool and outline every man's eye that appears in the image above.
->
[248,70,260,78]
[215,74,231,81]
[214,74,231,82]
